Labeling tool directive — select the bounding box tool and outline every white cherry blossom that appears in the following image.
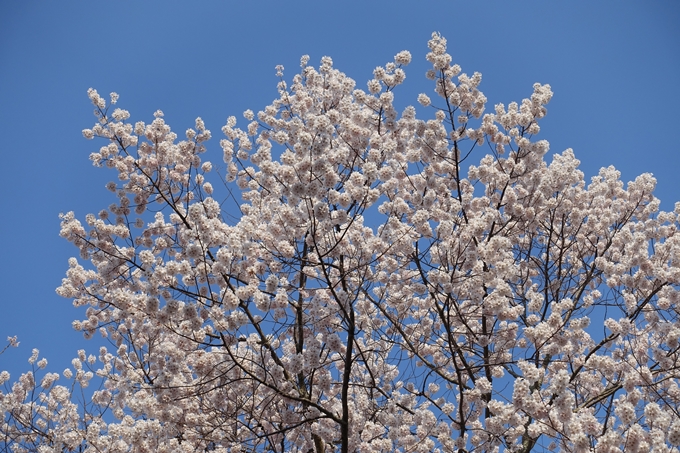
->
[2,32,680,453]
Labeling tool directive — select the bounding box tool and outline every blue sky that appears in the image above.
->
[0,1,679,381]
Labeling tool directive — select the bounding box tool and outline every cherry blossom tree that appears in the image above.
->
[2,32,680,453]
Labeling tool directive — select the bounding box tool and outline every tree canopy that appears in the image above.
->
[2,32,680,453]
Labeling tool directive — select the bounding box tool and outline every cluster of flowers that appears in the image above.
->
[2,32,680,453]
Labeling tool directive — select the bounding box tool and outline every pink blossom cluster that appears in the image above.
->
[2,33,680,453]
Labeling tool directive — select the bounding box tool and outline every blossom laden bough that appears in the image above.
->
[2,32,680,453]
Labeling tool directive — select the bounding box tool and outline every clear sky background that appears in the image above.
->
[0,1,678,381]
